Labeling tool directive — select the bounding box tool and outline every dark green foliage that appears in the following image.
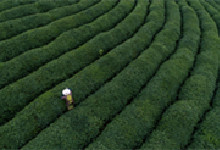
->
[87,0,203,149]
[205,0,220,11]
[0,0,79,40]
[0,0,133,89]
[213,81,220,107]
[200,0,220,35]
[0,0,35,12]
[188,107,220,149]
[0,0,124,125]
[141,100,208,150]
[35,0,77,12]
[0,4,40,22]
[141,0,219,149]
[179,0,218,100]
[87,99,162,150]
[216,0,220,5]
[179,74,215,102]
[0,0,151,148]
[179,0,219,102]
[20,0,181,149]
[0,0,163,149]
[0,0,107,62]
[188,73,220,149]
[0,0,218,149]
[0,0,78,23]
[178,2,200,53]
[90,47,195,148]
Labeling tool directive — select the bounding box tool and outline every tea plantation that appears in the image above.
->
[0,0,219,149]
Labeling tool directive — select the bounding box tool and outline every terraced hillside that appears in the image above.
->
[0,0,219,149]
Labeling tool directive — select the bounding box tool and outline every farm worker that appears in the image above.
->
[61,88,74,110]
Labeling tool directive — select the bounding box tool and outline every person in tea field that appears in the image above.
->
[61,88,74,110]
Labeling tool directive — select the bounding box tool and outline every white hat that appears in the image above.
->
[62,88,71,95]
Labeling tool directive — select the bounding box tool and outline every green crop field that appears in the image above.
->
[0,0,219,149]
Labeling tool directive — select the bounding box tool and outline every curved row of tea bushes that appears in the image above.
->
[146,82,220,150]
[0,0,163,149]
[0,0,129,89]
[200,0,220,35]
[188,85,220,149]
[199,1,220,67]
[0,0,111,62]
[140,0,219,149]
[0,0,139,131]
[190,108,220,149]
[185,1,220,145]
[0,0,78,23]
[205,0,220,12]
[179,0,218,102]
[0,0,36,12]
[20,0,180,149]
[88,1,201,149]
[141,100,206,150]
[0,0,126,125]
[0,0,94,41]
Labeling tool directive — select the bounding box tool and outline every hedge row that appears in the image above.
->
[140,0,219,149]
[0,0,125,125]
[205,0,220,12]
[141,100,207,150]
[144,90,220,150]
[0,0,157,149]
[200,0,220,35]
[185,0,220,142]
[145,55,218,149]
[177,0,200,54]
[0,0,138,125]
[188,107,220,149]
[179,0,219,102]
[87,2,201,150]
[0,0,78,23]
[0,1,148,148]
[0,0,35,13]
[188,77,220,150]
[0,0,107,62]
[197,0,220,66]
[0,0,127,89]
[0,0,92,41]
[196,0,220,65]
[20,0,180,149]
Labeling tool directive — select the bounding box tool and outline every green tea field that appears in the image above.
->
[0,0,220,149]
